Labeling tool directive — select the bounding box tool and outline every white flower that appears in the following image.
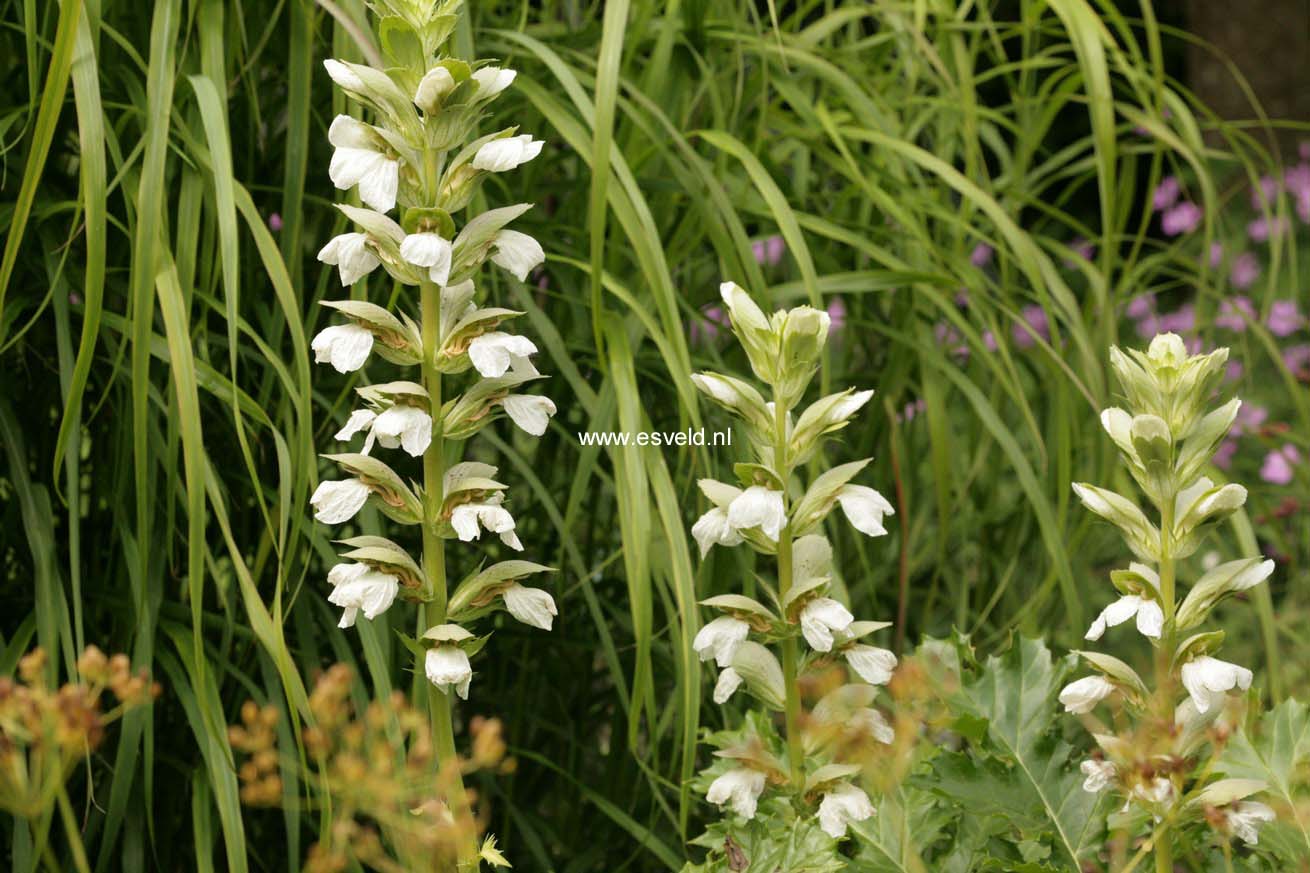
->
[1180,656,1252,714]
[691,507,744,557]
[335,409,379,454]
[326,563,399,628]
[450,496,523,550]
[1059,675,1115,714]
[844,644,897,686]
[413,66,455,111]
[726,486,786,541]
[500,394,556,436]
[817,783,875,838]
[312,323,374,373]
[851,708,894,744]
[1225,800,1275,845]
[1131,776,1174,807]
[323,59,365,91]
[468,332,538,378]
[425,646,472,699]
[372,405,433,457]
[490,230,545,281]
[705,769,765,820]
[502,583,557,630]
[327,115,399,213]
[836,485,895,537]
[471,66,516,98]
[693,616,750,667]
[310,478,370,524]
[473,135,544,172]
[1080,759,1116,793]
[799,598,854,652]
[713,668,742,704]
[1085,594,1164,641]
[399,232,453,285]
[318,233,382,285]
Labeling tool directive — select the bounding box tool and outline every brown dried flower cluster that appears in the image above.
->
[229,663,513,871]
[0,646,157,819]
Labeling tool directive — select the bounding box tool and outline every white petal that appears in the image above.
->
[490,230,545,281]
[1059,675,1115,714]
[851,708,895,744]
[691,507,743,557]
[692,616,750,667]
[414,66,455,110]
[817,783,875,839]
[501,394,556,436]
[726,486,786,542]
[312,324,374,373]
[373,405,432,457]
[1084,595,1142,640]
[335,409,377,443]
[472,135,544,172]
[355,158,399,213]
[400,233,453,287]
[705,769,765,820]
[1080,759,1116,793]
[450,505,481,541]
[836,485,895,537]
[499,528,524,551]
[799,597,854,652]
[1135,600,1164,638]
[323,60,365,92]
[327,565,399,624]
[425,646,472,698]
[327,114,375,150]
[468,332,538,378]
[713,668,743,704]
[471,66,516,98]
[503,583,557,630]
[845,645,897,686]
[310,478,370,524]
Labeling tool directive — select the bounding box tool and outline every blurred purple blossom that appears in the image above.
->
[752,235,785,267]
[1126,294,1154,320]
[934,322,969,359]
[1158,304,1195,334]
[1225,360,1244,382]
[1216,296,1255,331]
[1064,237,1095,267]
[268,212,283,231]
[1161,201,1201,236]
[1247,216,1289,243]
[1208,242,1224,269]
[1012,305,1049,348]
[1234,403,1268,435]
[827,297,846,331]
[1301,141,1310,161]
[1213,438,1239,470]
[1135,313,1163,339]
[970,243,994,267]
[691,304,727,345]
[1152,176,1180,211]
[1249,175,1279,210]
[1260,444,1301,485]
[1267,300,1304,337]
[955,288,971,308]
[1230,252,1260,290]
[1283,344,1310,375]
[982,330,998,352]
[900,398,927,423]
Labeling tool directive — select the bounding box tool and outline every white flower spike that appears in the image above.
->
[693,616,750,667]
[425,646,472,699]
[327,563,399,628]
[705,769,765,820]
[312,323,374,373]
[799,597,854,652]
[502,583,557,630]
[817,782,875,838]
[310,478,371,524]
[327,115,399,213]
[1180,655,1252,714]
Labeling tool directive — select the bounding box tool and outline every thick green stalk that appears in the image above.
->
[1153,489,1176,873]
[772,393,804,786]
[420,279,479,871]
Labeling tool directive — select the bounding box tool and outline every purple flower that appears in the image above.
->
[268,212,283,232]
[1283,344,1310,375]
[1013,305,1049,349]
[1126,294,1155,320]
[1267,300,1304,337]
[690,304,727,345]
[827,297,846,331]
[1301,141,1310,161]
[1248,216,1289,243]
[1234,403,1268,435]
[1161,201,1202,236]
[1260,444,1301,485]
[1208,242,1224,269]
[1135,313,1163,339]
[1230,253,1260,290]
[1285,164,1310,197]
[1064,237,1095,267]
[900,398,927,423]
[970,243,994,267]
[1158,304,1195,334]
[1249,175,1279,210]
[1225,360,1244,382]
[982,330,998,352]
[955,289,971,308]
[1152,176,1181,211]
[1216,296,1255,331]
[751,235,785,267]
[1213,439,1239,470]
[934,322,969,359]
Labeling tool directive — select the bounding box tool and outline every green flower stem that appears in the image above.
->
[1153,491,1176,873]
[773,392,804,787]
[420,278,479,871]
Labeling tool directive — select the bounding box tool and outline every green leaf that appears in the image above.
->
[1217,698,1310,862]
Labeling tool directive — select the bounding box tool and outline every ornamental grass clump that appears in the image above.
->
[683,282,898,870]
[1062,333,1278,868]
[300,1,556,868]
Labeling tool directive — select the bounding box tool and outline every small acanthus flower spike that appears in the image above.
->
[450,494,523,551]
[1222,800,1276,845]
[799,597,855,652]
[311,323,374,373]
[1080,759,1117,793]
[326,563,399,628]
[817,782,876,838]
[835,485,896,537]
[713,667,743,704]
[501,583,557,631]
[1084,592,1164,640]
[498,393,556,436]
[327,115,400,213]
[473,135,544,172]
[399,232,453,285]
[425,645,473,700]
[1180,655,1253,713]
[725,485,786,541]
[705,769,766,820]
[844,644,897,686]
[310,478,371,524]
[489,230,545,281]
[468,332,539,378]
[317,232,382,285]
[693,616,750,667]
[1059,674,1116,713]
